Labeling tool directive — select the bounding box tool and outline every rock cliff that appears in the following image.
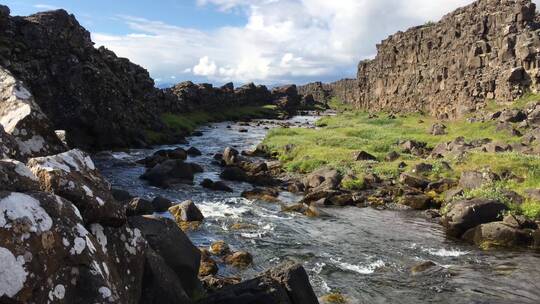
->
[301,0,540,118]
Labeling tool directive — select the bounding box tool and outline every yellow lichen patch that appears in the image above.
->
[321,293,348,304]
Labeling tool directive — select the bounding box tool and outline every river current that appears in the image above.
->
[95,115,540,304]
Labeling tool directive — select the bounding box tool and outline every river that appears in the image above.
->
[94,114,540,304]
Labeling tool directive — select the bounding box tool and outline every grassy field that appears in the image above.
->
[263,97,540,218]
[145,104,279,144]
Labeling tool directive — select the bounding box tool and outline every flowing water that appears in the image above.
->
[95,115,540,304]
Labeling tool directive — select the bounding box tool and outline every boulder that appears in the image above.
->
[200,179,233,192]
[411,261,437,274]
[462,222,532,248]
[152,196,173,212]
[499,109,527,123]
[169,200,205,222]
[241,188,280,202]
[27,149,125,226]
[127,197,154,216]
[222,147,240,166]
[139,248,192,304]
[140,160,200,188]
[353,151,377,161]
[412,163,433,174]
[220,167,248,182]
[128,215,202,297]
[503,214,538,229]
[198,262,318,304]
[0,159,40,192]
[459,170,500,190]
[303,168,342,192]
[187,147,202,156]
[426,178,457,193]
[111,188,133,203]
[385,151,400,162]
[399,194,433,210]
[199,248,219,276]
[441,198,508,238]
[0,67,65,159]
[0,191,145,303]
[138,148,188,168]
[399,173,430,190]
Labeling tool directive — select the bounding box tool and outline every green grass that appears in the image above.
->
[262,94,540,218]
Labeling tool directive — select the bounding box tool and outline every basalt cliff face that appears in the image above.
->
[301,0,540,118]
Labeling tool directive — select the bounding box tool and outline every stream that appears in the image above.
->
[95,114,540,304]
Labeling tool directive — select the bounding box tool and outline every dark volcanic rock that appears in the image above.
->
[140,159,201,188]
[441,198,508,238]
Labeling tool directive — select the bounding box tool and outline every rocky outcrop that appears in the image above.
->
[0,6,171,150]
[0,67,65,158]
[302,0,540,118]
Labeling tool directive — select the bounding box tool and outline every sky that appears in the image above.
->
[4,0,538,87]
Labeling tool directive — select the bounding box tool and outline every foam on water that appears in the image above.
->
[330,257,385,275]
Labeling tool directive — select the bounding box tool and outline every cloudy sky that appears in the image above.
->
[5,0,537,87]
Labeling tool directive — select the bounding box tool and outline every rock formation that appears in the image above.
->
[301,0,540,118]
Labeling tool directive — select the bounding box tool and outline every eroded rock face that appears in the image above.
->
[0,124,21,160]
[0,191,145,303]
[0,159,40,192]
[0,67,65,158]
[27,149,126,226]
[301,0,540,117]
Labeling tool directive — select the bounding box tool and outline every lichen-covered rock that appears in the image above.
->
[0,191,144,303]
[168,200,204,223]
[224,251,253,268]
[128,215,202,298]
[441,198,508,238]
[27,149,126,226]
[0,67,65,158]
[0,159,40,192]
[0,124,21,160]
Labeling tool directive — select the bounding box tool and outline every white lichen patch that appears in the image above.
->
[0,103,31,133]
[98,286,111,299]
[124,228,143,255]
[1,159,38,180]
[0,192,52,233]
[90,224,108,254]
[17,135,46,156]
[0,247,27,297]
[49,284,65,300]
[70,237,86,255]
[82,185,94,197]
[95,197,105,206]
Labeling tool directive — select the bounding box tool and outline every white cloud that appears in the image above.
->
[93,0,488,84]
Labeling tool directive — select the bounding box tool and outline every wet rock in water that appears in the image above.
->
[128,215,202,297]
[209,240,231,256]
[201,178,234,192]
[462,222,533,249]
[140,247,192,304]
[0,191,146,303]
[220,166,249,182]
[0,67,66,159]
[411,261,437,274]
[429,123,447,135]
[192,131,204,136]
[169,200,204,222]
[399,173,430,190]
[222,147,240,166]
[127,197,154,216]
[138,148,188,168]
[399,194,433,210]
[320,293,348,304]
[459,170,500,190]
[200,276,242,292]
[239,128,248,133]
[152,196,173,212]
[441,198,508,238]
[303,168,342,192]
[27,149,126,226]
[353,150,377,161]
[198,262,318,304]
[239,160,268,174]
[140,160,200,188]
[423,209,441,219]
[199,248,219,276]
[187,146,202,156]
[0,159,40,192]
[385,151,400,162]
[224,251,253,268]
[111,188,133,203]
[241,188,280,202]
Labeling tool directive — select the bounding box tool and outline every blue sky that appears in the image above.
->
[3,0,507,87]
